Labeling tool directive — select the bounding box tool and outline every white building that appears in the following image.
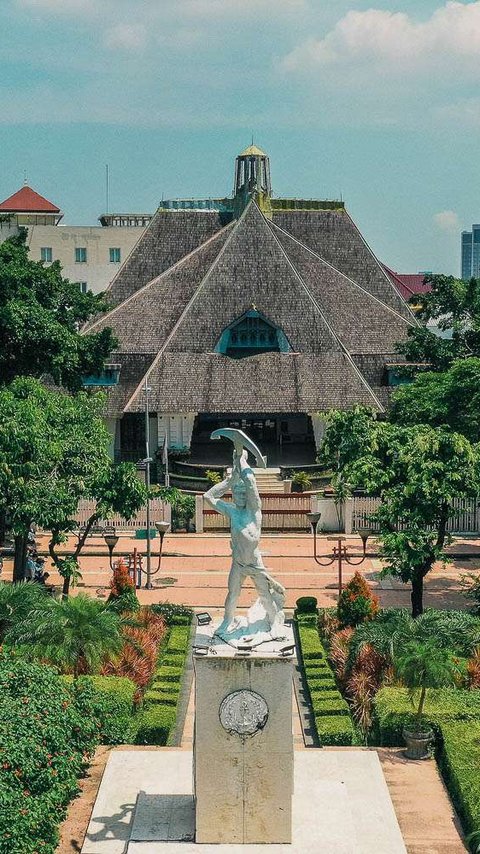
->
[0,184,150,294]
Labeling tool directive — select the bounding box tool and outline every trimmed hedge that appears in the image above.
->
[296,620,354,746]
[151,603,193,626]
[134,621,191,745]
[373,687,480,746]
[437,722,480,843]
[62,675,136,745]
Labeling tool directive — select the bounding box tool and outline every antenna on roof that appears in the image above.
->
[105,164,110,214]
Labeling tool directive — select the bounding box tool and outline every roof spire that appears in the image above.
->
[23,170,28,186]
[233,143,272,218]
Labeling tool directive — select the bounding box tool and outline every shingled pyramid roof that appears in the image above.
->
[90,196,415,418]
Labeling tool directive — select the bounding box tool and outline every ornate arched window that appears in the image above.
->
[215,309,291,358]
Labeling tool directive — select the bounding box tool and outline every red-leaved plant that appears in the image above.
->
[102,606,166,699]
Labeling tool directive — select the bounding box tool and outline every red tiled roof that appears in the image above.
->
[383,266,431,301]
[0,185,60,213]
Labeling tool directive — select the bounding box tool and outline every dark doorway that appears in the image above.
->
[189,413,316,466]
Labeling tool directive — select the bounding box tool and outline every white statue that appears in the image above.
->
[204,429,286,640]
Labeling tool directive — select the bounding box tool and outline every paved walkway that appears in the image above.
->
[6,532,478,610]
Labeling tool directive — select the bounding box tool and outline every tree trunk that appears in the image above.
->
[13,533,28,582]
[411,572,424,618]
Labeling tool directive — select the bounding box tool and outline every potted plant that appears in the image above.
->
[394,640,456,759]
[291,471,312,493]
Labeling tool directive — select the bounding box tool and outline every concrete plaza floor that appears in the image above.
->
[8,531,479,611]
[82,749,408,854]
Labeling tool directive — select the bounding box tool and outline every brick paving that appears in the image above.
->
[5,531,478,612]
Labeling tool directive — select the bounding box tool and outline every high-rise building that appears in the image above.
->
[461,226,480,280]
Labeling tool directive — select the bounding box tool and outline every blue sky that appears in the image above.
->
[2,0,480,275]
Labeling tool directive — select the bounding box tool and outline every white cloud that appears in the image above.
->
[433,210,461,233]
[434,97,480,126]
[104,23,148,52]
[283,2,480,76]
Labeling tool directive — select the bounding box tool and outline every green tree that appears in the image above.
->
[14,594,125,678]
[0,378,146,592]
[0,232,116,390]
[390,358,480,443]
[320,410,480,617]
[399,273,480,370]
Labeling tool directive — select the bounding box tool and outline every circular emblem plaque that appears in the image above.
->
[219,690,269,737]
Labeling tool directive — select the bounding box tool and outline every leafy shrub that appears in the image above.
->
[134,706,176,746]
[205,469,222,485]
[63,675,136,744]
[108,558,139,613]
[101,606,167,695]
[437,722,480,844]
[372,686,480,746]
[295,596,318,614]
[0,653,99,854]
[315,715,354,746]
[337,572,378,629]
[467,651,480,689]
[151,603,193,626]
[328,627,354,688]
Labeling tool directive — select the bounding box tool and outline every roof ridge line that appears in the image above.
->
[123,201,255,412]
[103,211,158,299]
[84,219,235,333]
[262,207,385,412]
[270,220,415,327]
[343,210,418,324]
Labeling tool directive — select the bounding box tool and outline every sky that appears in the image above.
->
[2,0,480,275]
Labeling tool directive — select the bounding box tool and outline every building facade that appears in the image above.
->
[84,146,416,467]
[0,185,148,294]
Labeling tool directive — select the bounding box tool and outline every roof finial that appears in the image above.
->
[251,132,254,146]
[23,170,28,186]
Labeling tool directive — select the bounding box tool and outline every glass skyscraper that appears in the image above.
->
[461,225,480,279]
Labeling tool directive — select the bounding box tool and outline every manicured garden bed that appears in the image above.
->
[133,614,192,745]
[295,616,355,746]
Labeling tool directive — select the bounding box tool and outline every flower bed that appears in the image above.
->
[296,617,355,746]
[134,621,192,745]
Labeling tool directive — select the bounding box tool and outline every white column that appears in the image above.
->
[310,413,325,452]
[195,494,204,533]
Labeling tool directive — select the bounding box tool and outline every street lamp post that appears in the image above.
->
[143,520,170,589]
[306,512,371,595]
[143,381,153,590]
[103,533,119,570]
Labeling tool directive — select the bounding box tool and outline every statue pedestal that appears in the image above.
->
[193,624,295,844]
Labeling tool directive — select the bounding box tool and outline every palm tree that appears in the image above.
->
[394,640,456,732]
[0,581,48,641]
[347,608,480,672]
[12,593,125,678]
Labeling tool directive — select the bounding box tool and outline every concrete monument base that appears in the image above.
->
[81,749,407,853]
[193,623,295,844]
